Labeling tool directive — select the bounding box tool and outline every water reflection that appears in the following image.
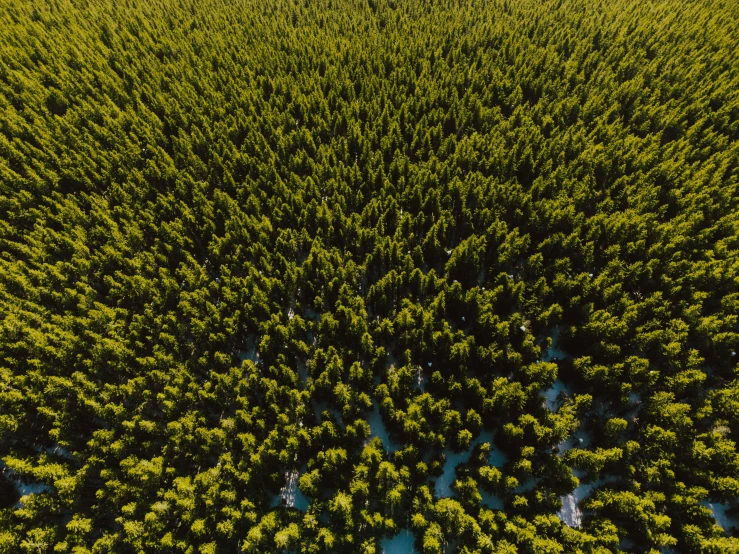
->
[435,430,506,499]
[367,399,400,453]
[702,501,737,532]
[544,379,571,412]
[271,468,310,511]
[0,460,52,508]
[381,527,415,553]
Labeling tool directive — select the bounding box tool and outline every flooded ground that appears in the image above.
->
[313,401,344,428]
[488,441,507,468]
[702,501,737,532]
[558,474,618,528]
[557,469,587,528]
[558,491,583,527]
[556,428,592,454]
[544,379,571,412]
[297,359,308,383]
[435,430,506,499]
[435,448,472,498]
[271,468,310,511]
[481,490,504,510]
[46,445,74,460]
[541,327,568,362]
[304,308,322,322]
[538,327,618,530]
[0,460,52,508]
[367,399,400,452]
[541,327,571,412]
[514,478,541,494]
[14,481,52,503]
[31,444,74,461]
[414,366,428,391]
[238,338,260,364]
[381,527,416,553]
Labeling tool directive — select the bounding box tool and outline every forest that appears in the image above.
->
[1,0,738,552]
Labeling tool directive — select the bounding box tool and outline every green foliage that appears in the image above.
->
[0,0,738,552]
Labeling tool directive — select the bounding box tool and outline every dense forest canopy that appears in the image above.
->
[1,0,739,552]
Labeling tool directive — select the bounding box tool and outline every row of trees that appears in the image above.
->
[1,0,738,552]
